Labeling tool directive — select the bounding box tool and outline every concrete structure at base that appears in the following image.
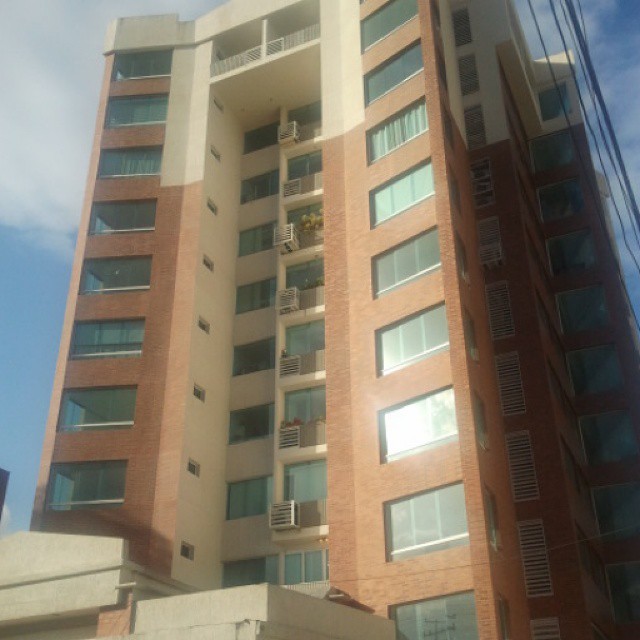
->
[0,532,394,640]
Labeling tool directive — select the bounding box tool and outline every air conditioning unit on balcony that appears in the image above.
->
[273,223,299,254]
[270,500,299,530]
[278,287,300,314]
[278,121,300,145]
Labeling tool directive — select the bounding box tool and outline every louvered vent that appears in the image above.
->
[531,618,561,639]
[505,431,540,501]
[458,54,479,95]
[477,217,503,266]
[464,105,486,149]
[470,158,495,207]
[495,351,526,415]
[452,7,472,47]
[486,282,515,339]
[518,520,553,597]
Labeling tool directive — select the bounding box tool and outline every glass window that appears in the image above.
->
[238,223,275,257]
[244,122,279,154]
[473,393,489,449]
[90,201,156,234]
[240,169,279,204]
[539,83,570,121]
[284,387,326,424]
[288,202,323,227]
[370,162,434,226]
[286,321,325,356]
[547,229,596,275]
[531,130,575,172]
[392,592,479,640]
[227,476,272,520]
[81,257,152,294]
[106,95,168,127]
[59,388,136,431]
[361,0,418,50]
[485,490,500,550]
[567,345,623,395]
[223,556,278,588]
[229,404,275,444]
[47,461,127,510]
[284,549,328,585]
[236,278,276,314]
[557,286,608,333]
[232,338,276,376]
[380,388,457,462]
[288,151,322,180]
[538,178,584,221]
[373,229,440,296]
[367,100,428,163]
[580,411,638,466]
[385,483,469,560]
[288,101,322,126]
[498,598,511,640]
[377,304,449,375]
[112,50,172,80]
[593,483,640,540]
[608,563,640,623]
[98,148,162,177]
[284,460,327,503]
[364,42,423,105]
[70,320,144,358]
[286,259,324,290]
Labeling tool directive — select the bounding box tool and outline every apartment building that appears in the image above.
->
[31,0,640,638]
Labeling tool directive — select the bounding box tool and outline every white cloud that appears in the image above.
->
[0,505,12,538]
[0,0,225,258]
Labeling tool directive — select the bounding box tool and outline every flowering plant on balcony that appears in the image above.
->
[281,417,304,429]
[297,212,324,232]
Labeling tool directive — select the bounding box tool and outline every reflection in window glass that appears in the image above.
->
[236,278,276,314]
[232,338,276,376]
[608,563,640,623]
[377,305,449,375]
[385,483,469,560]
[229,404,274,444]
[365,42,423,105]
[557,286,608,333]
[286,321,325,356]
[106,95,168,127]
[112,50,172,80]
[361,0,418,50]
[380,388,457,461]
[99,148,162,177]
[90,201,156,234]
[538,179,584,221]
[284,387,326,423]
[547,229,596,275]
[238,223,275,257]
[227,476,272,519]
[567,345,623,395]
[531,130,574,172]
[284,460,327,503]
[593,483,640,540]
[59,388,136,431]
[240,170,279,204]
[71,321,144,358]
[539,83,570,121]
[288,151,322,180]
[580,411,638,466]
[81,258,151,293]
[223,556,278,587]
[286,259,324,290]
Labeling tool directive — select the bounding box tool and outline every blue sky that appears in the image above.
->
[0,0,638,536]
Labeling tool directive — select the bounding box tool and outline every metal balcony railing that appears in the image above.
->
[211,24,320,77]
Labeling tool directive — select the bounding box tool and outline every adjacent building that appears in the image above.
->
[0,468,8,524]
[31,0,640,638]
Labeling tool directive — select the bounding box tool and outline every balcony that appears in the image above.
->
[283,173,323,199]
[274,222,324,255]
[269,499,327,531]
[211,24,320,78]
[279,350,325,378]
[279,121,323,146]
[277,285,325,314]
[279,419,326,449]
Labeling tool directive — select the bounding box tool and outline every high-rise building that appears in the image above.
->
[31,0,640,638]
[0,468,8,523]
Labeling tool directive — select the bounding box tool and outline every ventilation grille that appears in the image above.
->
[464,105,486,149]
[505,431,540,501]
[495,351,526,415]
[486,282,515,339]
[477,217,503,266]
[458,54,479,95]
[471,158,495,207]
[531,618,561,639]
[452,7,472,46]
[518,520,553,598]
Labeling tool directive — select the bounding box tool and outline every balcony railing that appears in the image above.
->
[279,350,325,378]
[277,285,324,314]
[211,24,320,77]
[283,173,323,198]
[279,419,326,449]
